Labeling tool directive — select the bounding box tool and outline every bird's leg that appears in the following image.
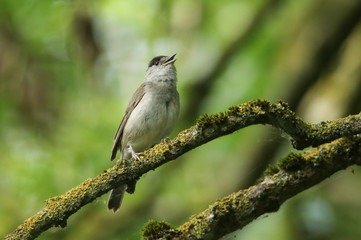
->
[129,145,143,161]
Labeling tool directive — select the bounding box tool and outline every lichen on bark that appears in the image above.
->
[4,100,361,240]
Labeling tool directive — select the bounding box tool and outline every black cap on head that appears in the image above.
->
[148,54,176,67]
[148,56,166,67]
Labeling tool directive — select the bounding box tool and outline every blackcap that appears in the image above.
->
[108,54,180,212]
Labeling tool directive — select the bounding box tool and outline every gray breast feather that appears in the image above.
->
[121,89,179,155]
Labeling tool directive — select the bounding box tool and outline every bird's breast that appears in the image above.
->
[122,88,179,153]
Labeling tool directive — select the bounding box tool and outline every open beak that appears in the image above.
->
[164,54,177,65]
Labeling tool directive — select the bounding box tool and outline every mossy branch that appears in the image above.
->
[5,100,361,240]
[143,135,361,239]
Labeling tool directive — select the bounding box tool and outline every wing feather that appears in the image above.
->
[110,83,146,160]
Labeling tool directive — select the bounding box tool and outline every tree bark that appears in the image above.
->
[4,100,361,240]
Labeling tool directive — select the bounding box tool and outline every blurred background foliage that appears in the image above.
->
[1,0,361,239]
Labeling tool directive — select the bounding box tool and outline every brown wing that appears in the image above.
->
[110,83,146,160]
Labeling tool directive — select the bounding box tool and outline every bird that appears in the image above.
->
[108,54,180,212]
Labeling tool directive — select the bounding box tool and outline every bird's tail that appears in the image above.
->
[108,184,126,212]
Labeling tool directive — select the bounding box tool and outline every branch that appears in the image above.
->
[143,135,361,239]
[5,100,361,240]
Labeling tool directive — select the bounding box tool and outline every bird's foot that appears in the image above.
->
[131,151,140,161]
[133,152,144,161]
[129,145,144,161]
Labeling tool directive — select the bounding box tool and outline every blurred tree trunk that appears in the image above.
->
[237,0,361,190]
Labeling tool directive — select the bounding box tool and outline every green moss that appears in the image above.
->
[196,112,228,129]
[228,105,239,113]
[264,164,280,176]
[257,177,265,183]
[278,152,306,171]
[195,114,208,129]
[277,100,289,109]
[142,220,178,240]
[264,152,310,176]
